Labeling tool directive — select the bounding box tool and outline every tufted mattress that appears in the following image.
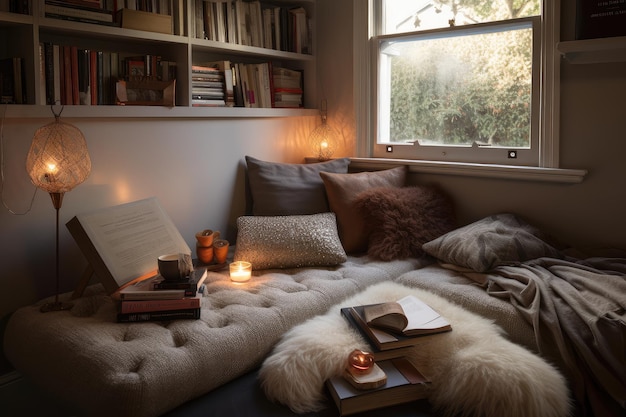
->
[4,256,422,417]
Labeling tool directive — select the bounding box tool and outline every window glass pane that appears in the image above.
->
[382,0,540,35]
[380,23,534,149]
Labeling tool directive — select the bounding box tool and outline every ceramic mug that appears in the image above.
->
[158,253,188,281]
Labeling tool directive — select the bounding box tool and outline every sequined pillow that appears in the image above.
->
[233,212,348,270]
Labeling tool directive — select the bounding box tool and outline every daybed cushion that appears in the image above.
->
[233,213,347,269]
[422,213,563,272]
[320,166,407,254]
[4,256,421,417]
[245,156,350,216]
[354,185,456,261]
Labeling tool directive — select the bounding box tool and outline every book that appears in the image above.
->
[66,197,192,296]
[152,266,208,292]
[575,0,626,40]
[326,357,430,416]
[117,267,207,300]
[117,307,201,322]
[44,1,114,25]
[342,303,449,352]
[120,292,202,314]
[340,304,420,361]
[363,295,451,337]
[118,8,173,34]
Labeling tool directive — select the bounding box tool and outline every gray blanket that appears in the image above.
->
[485,257,626,417]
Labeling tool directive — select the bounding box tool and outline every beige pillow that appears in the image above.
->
[320,167,407,254]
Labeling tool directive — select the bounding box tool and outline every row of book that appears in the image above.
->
[40,41,176,105]
[191,60,302,108]
[192,0,312,54]
[0,57,26,104]
[0,0,31,14]
[115,266,207,322]
[326,295,452,415]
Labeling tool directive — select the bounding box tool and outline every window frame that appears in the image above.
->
[354,0,565,171]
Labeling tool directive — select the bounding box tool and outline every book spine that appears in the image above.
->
[117,307,201,322]
[120,296,200,313]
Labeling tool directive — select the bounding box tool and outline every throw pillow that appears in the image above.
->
[320,166,407,254]
[422,213,564,272]
[233,212,347,270]
[245,156,350,216]
[354,186,456,261]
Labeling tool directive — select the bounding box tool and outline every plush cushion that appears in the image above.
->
[354,186,456,261]
[245,156,350,216]
[233,212,347,269]
[422,213,564,272]
[320,167,407,254]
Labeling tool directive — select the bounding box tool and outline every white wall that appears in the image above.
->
[0,115,316,318]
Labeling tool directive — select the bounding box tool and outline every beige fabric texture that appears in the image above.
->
[4,256,421,417]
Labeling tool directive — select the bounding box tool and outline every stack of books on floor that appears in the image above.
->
[326,295,452,415]
[116,267,207,322]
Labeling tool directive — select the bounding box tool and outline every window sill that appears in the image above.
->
[348,158,587,184]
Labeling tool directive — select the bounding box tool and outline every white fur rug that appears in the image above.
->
[259,282,570,417]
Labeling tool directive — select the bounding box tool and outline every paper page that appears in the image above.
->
[397,295,449,330]
[77,197,191,286]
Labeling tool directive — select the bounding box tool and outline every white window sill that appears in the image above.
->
[348,158,587,184]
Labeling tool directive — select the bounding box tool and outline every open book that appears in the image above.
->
[363,295,451,337]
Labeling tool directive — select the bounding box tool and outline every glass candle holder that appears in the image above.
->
[230,261,252,282]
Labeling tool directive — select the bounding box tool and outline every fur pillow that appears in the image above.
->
[354,186,456,261]
[259,282,570,417]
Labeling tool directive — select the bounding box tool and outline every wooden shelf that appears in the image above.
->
[557,36,626,64]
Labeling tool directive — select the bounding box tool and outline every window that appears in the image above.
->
[364,0,559,167]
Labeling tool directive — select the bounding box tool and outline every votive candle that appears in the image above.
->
[230,261,252,282]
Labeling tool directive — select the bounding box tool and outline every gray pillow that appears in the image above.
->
[422,213,563,272]
[245,156,350,216]
[233,213,347,269]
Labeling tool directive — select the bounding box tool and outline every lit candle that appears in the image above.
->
[347,349,374,375]
[229,261,252,282]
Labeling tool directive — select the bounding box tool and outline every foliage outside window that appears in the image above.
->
[373,0,547,166]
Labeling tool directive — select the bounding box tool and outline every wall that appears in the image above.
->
[319,0,626,251]
[0,115,316,319]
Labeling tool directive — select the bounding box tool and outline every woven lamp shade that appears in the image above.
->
[26,118,91,193]
[308,120,337,161]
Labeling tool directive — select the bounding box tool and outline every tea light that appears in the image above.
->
[230,261,252,282]
[347,349,375,375]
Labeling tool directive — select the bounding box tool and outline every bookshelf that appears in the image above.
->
[0,0,317,118]
[557,36,626,64]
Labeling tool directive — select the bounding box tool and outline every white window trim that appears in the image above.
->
[353,0,587,183]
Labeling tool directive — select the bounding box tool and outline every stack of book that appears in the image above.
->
[326,295,452,415]
[116,267,208,322]
[191,65,226,107]
[272,67,302,108]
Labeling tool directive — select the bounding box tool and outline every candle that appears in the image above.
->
[347,349,374,375]
[230,261,252,282]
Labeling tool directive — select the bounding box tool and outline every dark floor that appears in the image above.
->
[1,369,437,417]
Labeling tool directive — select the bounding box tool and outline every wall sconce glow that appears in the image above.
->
[308,99,337,161]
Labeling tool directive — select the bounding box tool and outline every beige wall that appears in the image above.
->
[317,0,626,250]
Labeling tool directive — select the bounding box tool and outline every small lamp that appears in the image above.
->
[308,99,337,161]
[25,105,91,313]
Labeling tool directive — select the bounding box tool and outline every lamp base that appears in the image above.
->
[40,300,73,313]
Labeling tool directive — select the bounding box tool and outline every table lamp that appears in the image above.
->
[25,105,91,313]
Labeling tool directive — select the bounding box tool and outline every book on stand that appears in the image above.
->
[326,357,430,416]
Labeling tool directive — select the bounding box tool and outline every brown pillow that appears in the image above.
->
[320,167,407,254]
[355,186,456,261]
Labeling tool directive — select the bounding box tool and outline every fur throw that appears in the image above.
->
[355,186,456,261]
[259,282,570,417]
